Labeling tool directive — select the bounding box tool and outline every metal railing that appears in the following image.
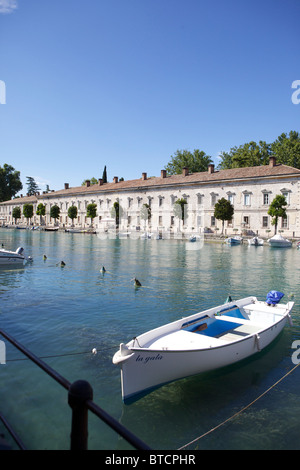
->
[0,328,151,450]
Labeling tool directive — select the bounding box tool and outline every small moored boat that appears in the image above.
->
[113,292,294,403]
[248,237,264,246]
[0,247,32,266]
[268,234,292,247]
[225,236,243,245]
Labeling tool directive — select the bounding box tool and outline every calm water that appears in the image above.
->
[0,228,300,450]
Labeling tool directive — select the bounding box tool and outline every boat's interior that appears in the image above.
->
[144,302,287,351]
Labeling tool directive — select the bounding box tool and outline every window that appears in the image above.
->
[211,216,216,226]
[159,197,163,207]
[211,194,217,206]
[159,216,163,226]
[197,194,204,205]
[262,216,268,228]
[170,216,175,226]
[282,192,290,205]
[244,193,250,206]
[281,216,288,229]
[228,193,234,205]
[243,216,249,226]
[263,193,269,205]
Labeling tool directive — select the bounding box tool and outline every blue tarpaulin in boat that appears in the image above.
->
[266,290,284,305]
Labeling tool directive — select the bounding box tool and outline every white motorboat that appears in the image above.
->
[225,236,243,245]
[248,237,264,246]
[0,247,32,266]
[113,292,294,404]
[268,234,292,247]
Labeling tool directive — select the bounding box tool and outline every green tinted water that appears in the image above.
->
[0,229,299,450]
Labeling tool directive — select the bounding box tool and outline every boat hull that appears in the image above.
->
[113,296,294,403]
[117,317,286,403]
[0,248,26,266]
[0,257,25,266]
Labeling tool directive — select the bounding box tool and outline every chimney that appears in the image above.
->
[98,178,103,186]
[142,172,147,180]
[208,164,215,174]
[161,169,166,178]
[64,183,69,190]
[86,180,90,187]
[182,167,189,176]
[269,156,276,167]
[113,176,118,183]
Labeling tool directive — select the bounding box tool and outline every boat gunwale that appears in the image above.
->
[127,312,290,354]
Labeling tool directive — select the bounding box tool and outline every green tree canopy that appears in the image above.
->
[86,203,97,225]
[268,195,287,234]
[26,176,40,196]
[217,141,271,170]
[214,198,234,234]
[217,131,300,170]
[165,149,213,175]
[68,205,78,225]
[12,206,21,224]
[271,131,300,169]
[36,203,46,216]
[23,204,33,224]
[36,203,46,224]
[0,164,23,201]
[102,166,107,183]
[50,204,60,222]
[81,177,98,186]
[110,201,123,226]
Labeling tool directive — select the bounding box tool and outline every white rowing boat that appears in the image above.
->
[113,292,294,403]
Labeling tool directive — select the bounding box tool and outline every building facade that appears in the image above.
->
[1,157,300,238]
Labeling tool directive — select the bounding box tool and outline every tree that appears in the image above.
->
[26,176,40,196]
[23,204,33,225]
[111,201,122,227]
[214,198,234,234]
[165,149,213,175]
[217,141,271,170]
[102,166,107,183]
[50,204,60,225]
[68,205,78,226]
[36,203,46,225]
[12,206,21,224]
[268,195,287,234]
[140,203,151,228]
[271,131,300,169]
[174,198,188,228]
[86,203,97,226]
[0,164,23,201]
[81,177,98,186]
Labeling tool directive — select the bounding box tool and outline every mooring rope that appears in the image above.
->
[178,361,300,450]
[5,345,117,362]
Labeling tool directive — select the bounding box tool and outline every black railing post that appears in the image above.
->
[68,380,93,450]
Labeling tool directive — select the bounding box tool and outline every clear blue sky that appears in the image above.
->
[0,0,299,194]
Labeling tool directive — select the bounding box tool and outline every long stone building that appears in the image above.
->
[1,157,300,238]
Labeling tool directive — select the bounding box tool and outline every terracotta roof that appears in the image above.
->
[2,162,300,204]
[0,195,38,205]
[40,163,300,198]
